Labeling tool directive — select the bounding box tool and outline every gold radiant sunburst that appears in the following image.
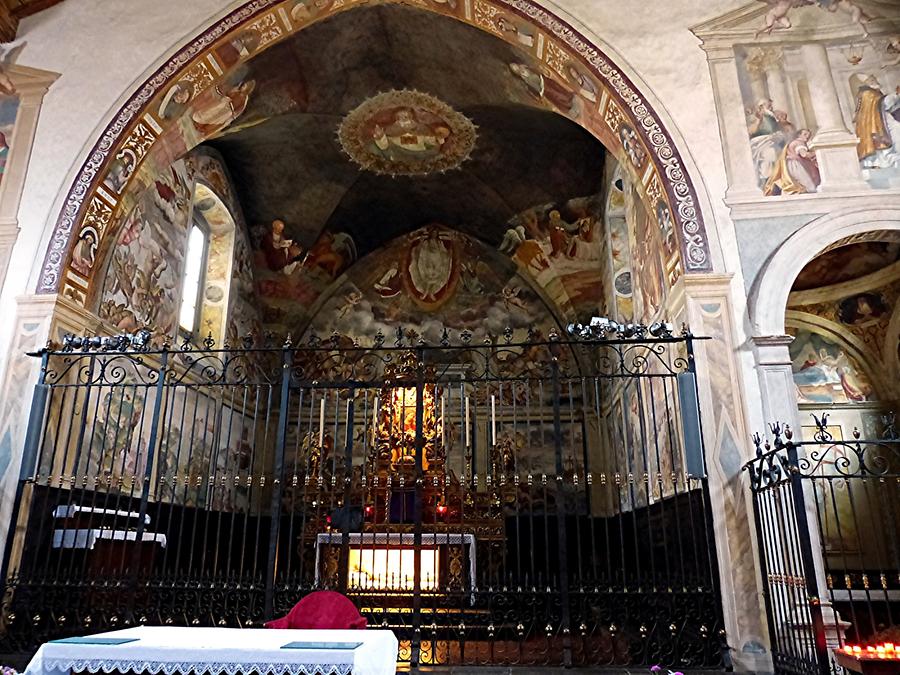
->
[338,89,477,177]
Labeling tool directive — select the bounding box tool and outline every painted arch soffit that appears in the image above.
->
[40,0,713,304]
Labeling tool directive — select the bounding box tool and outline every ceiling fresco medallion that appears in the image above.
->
[338,89,477,177]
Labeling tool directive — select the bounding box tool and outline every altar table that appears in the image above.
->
[23,626,398,675]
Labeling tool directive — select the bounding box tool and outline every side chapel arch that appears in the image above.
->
[33,0,716,309]
[751,207,900,337]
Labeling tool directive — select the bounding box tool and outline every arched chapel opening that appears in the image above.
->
[1,1,730,672]
[782,237,900,648]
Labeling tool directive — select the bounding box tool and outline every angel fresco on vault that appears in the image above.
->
[755,0,874,39]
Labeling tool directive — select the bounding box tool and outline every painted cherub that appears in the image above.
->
[818,0,874,38]
[755,0,873,39]
[883,37,900,70]
[755,0,814,38]
[0,42,26,96]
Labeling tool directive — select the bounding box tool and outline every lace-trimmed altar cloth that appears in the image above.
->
[24,627,398,675]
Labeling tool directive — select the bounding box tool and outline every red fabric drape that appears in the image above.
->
[265,591,368,630]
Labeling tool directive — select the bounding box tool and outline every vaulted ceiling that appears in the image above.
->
[207,4,606,259]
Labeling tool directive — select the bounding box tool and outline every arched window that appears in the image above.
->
[178,220,209,334]
[178,183,236,344]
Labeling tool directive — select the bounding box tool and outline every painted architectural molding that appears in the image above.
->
[35,0,715,307]
[0,63,59,293]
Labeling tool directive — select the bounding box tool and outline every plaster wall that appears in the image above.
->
[0,1,801,670]
[0,0,231,380]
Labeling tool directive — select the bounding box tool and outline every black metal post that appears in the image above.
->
[551,353,572,667]
[411,348,425,668]
[785,439,830,675]
[125,346,169,620]
[338,393,355,594]
[264,342,293,619]
[748,469,780,672]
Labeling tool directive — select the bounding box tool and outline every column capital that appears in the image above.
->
[751,334,794,348]
[752,334,795,367]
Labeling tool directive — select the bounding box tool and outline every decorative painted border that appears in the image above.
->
[38,0,279,294]
[37,0,712,297]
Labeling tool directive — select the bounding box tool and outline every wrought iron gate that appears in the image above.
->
[1,326,726,669]
[745,417,900,675]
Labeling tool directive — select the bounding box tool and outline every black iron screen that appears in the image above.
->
[745,418,900,675]
[1,328,725,669]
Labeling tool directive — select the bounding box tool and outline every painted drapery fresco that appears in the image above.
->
[498,193,606,322]
[337,89,477,176]
[97,149,261,343]
[48,0,708,307]
[788,329,874,403]
[792,241,900,290]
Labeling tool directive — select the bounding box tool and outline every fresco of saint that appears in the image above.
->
[764,129,820,195]
[853,74,900,169]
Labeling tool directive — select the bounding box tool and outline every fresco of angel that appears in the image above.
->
[755,0,874,39]
[755,0,814,38]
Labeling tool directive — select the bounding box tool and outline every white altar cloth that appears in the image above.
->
[23,626,398,675]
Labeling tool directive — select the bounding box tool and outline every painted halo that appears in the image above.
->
[338,90,476,177]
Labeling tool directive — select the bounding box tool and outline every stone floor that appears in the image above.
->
[410,668,725,674]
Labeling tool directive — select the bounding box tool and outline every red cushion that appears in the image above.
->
[265,591,367,630]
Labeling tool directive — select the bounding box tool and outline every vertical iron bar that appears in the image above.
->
[264,343,292,619]
[786,440,830,675]
[551,354,572,667]
[338,394,354,594]
[0,349,50,585]
[127,346,169,617]
[411,348,425,667]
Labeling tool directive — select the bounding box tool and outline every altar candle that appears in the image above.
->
[372,396,379,442]
[491,395,496,446]
[465,396,470,447]
[319,398,326,447]
[441,395,446,448]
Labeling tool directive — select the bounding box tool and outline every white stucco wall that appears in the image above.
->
[0,0,234,371]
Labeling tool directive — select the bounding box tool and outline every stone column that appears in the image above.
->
[0,294,99,568]
[800,43,868,193]
[765,63,797,127]
[747,67,769,104]
[751,335,801,432]
[677,274,771,673]
[703,45,763,202]
[751,334,848,659]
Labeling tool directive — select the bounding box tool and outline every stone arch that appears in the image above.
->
[750,208,900,337]
[34,0,715,309]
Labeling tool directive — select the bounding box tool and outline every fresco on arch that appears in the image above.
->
[788,329,875,404]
